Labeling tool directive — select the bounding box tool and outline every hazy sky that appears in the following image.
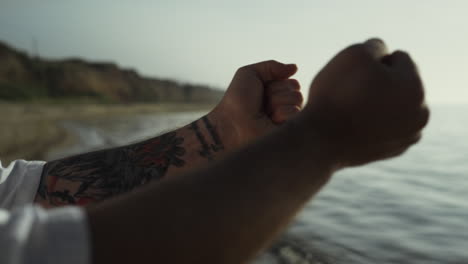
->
[1,0,467,103]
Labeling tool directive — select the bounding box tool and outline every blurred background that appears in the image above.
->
[1,0,467,263]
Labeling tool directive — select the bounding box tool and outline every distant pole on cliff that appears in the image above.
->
[32,37,39,59]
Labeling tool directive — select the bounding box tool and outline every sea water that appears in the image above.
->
[50,105,468,264]
[285,104,468,264]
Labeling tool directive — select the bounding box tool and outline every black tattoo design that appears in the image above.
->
[189,121,214,160]
[202,116,225,152]
[189,117,225,160]
[37,132,185,206]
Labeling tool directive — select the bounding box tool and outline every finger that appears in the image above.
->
[388,50,420,78]
[271,105,301,124]
[267,79,301,95]
[363,38,389,60]
[376,132,423,160]
[240,60,298,83]
[390,51,426,107]
[350,132,422,166]
[390,103,430,139]
[269,90,304,109]
[410,104,430,132]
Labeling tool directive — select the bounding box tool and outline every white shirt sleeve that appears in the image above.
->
[0,160,45,209]
[0,206,90,264]
[0,160,91,264]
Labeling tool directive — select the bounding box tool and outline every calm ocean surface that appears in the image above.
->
[50,105,468,264]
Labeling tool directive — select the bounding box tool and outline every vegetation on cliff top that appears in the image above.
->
[0,41,223,104]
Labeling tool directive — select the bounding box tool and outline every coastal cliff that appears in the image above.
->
[0,41,223,103]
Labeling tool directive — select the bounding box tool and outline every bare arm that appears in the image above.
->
[35,61,303,208]
[34,114,233,207]
[86,39,429,264]
[87,119,333,264]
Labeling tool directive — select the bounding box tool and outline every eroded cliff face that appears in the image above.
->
[0,41,223,103]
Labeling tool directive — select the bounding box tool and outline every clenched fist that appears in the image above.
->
[209,61,304,148]
[300,39,429,168]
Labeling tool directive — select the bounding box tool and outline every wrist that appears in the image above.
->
[204,108,241,151]
[208,103,276,151]
[284,113,343,172]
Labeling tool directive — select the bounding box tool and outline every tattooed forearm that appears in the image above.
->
[35,115,227,208]
[36,132,186,206]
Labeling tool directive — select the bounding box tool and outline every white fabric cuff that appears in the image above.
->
[0,206,90,264]
[44,206,90,264]
[0,160,46,209]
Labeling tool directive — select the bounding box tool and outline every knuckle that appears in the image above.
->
[273,110,283,117]
[407,76,425,104]
[344,44,371,57]
[279,91,303,104]
[393,50,410,59]
[288,79,300,89]
[411,106,430,132]
[419,106,430,128]
[412,133,423,144]
[292,91,304,103]
[235,66,253,77]
[264,59,279,64]
[345,44,366,54]
[279,105,299,115]
[401,82,424,105]
[342,44,375,64]
[236,65,249,73]
[413,85,425,104]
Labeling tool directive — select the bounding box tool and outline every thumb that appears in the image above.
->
[240,60,297,83]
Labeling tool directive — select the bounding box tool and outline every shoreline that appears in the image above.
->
[0,102,215,164]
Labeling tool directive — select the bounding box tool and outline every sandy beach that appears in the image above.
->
[0,102,215,164]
